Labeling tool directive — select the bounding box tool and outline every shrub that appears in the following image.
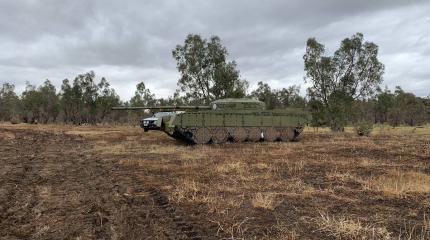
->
[10,116,20,124]
[354,122,373,136]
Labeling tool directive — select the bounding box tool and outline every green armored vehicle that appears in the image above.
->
[113,98,309,144]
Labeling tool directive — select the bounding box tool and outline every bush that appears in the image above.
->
[10,116,20,124]
[354,122,373,136]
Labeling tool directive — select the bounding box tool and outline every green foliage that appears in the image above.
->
[251,82,306,109]
[60,71,120,124]
[157,90,187,106]
[21,80,59,123]
[1,72,121,125]
[277,85,306,108]
[60,71,96,124]
[0,83,20,122]
[363,86,429,126]
[96,77,121,122]
[374,87,394,123]
[387,87,427,126]
[39,80,60,123]
[212,61,248,99]
[172,34,248,104]
[60,78,76,123]
[130,82,156,107]
[304,33,385,131]
[250,82,278,109]
[307,97,326,127]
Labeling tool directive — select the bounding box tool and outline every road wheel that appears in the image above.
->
[230,127,247,142]
[191,128,212,144]
[247,127,262,142]
[212,128,228,143]
[279,127,295,142]
[263,127,279,142]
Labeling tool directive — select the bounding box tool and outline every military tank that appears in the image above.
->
[112,98,309,144]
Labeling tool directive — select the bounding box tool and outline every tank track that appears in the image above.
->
[173,126,303,144]
[147,188,219,239]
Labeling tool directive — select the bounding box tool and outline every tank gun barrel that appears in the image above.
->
[111,105,211,111]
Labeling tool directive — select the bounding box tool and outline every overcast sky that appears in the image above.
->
[1,0,429,100]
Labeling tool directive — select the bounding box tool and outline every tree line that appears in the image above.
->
[0,33,429,128]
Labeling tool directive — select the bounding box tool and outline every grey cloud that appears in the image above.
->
[0,0,429,100]
[0,1,94,41]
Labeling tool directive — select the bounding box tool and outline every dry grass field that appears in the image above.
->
[0,123,429,239]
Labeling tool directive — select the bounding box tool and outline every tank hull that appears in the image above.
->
[112,98,309,144]
[163,110,306,144]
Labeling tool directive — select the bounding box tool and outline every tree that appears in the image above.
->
[75,71,99,124]
[21,80,60,123]
[251,82,306,109]
[276,85,306,108]
[96,77,120,122]
[21,82,41,123]
[388,87,427,126]
[129,82,156,107]
[157,90,187,106]
[60,79,72,123]
[60,71,107,124]
[212,61,248,99]
[250,82,278,109]
[0,83,20,122]
[307,97,326,127]
[172,34,248,104]
[125,82,156,124]
[424,96,430,123]
[374,87,394,123]
[38,80,60,123]
[304,33,384,130]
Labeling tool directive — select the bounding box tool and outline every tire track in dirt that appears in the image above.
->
[1,128,221,239]
[123,170,220,240]
[146,187,216,240]
[0,129,47,239]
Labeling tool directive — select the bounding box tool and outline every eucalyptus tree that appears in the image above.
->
[21,80,59,123]
[96,77,120,122]
[0,83,20,121]
[172,34,247,104]
[304,33,384,130]
[129,82,156,107]
[251,82,305,109]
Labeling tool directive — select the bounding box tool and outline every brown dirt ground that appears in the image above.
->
[0,123,429,240]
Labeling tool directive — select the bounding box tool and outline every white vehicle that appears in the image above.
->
[140,112,180,131]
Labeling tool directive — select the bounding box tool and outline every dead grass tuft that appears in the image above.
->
[271,222,299,240]
[0,131,15,140]
[216,162,247,174]
[171,179,201,202]
[425,214,430,231]
[251,192,278,210]
[327,168,353,182]
[367,169,430,196]
[283,179,316,194]
[315,212,391,239]
[398,214,430,240]
[285,160,305,175]
[211,217,253,239]
[93,143,126,155]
